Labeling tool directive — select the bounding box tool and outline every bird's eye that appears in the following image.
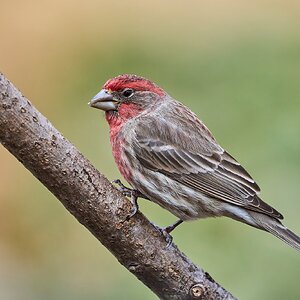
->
[122,88,134,98]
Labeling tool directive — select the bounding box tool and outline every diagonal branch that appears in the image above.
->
[0,73,236,300]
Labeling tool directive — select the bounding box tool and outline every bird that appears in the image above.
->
[89,74,300,251]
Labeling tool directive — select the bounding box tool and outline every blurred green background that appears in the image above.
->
[1,1,300,299]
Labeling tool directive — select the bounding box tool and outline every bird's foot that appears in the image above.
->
[152,219,183,248]
[112,179,132,197]
[112,179,141,221]
[126,192,139,220]
[151,223,173,248]
[164,219,183,234]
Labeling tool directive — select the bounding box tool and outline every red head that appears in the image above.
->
[89,74,166,126]
[103,74,165,97]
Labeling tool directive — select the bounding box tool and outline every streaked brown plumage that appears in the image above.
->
[89,74,300,251]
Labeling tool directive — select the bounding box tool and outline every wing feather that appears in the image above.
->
[133,116,283,220]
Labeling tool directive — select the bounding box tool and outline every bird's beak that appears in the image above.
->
[88,89,118,111]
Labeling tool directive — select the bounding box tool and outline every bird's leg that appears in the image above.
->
[112,179,183,247]
[111,179,133,197]
[164,219,184,234]
[112,179,148,220]
[153,219,184,248]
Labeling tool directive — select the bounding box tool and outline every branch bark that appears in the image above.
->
[0,73,236,300]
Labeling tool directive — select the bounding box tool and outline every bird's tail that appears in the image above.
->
[249,211,300,252]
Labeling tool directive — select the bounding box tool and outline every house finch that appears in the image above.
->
[89,74,300,251]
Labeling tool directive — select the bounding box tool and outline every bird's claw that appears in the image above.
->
[111,179,132,197]
[112,179,182,248]
[125,193,139,221]
[112,179,140,221]
[161,228,174,248]
[151,219,184,248]
[150,223,174,248]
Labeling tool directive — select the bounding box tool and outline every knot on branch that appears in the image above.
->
[190,283,205,299]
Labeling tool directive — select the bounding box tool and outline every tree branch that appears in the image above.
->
[0,73,236,300]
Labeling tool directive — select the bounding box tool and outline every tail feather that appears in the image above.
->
[250,212,300,252]
[263,221,300,252]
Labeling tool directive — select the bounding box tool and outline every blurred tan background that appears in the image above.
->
[1,1,300,299]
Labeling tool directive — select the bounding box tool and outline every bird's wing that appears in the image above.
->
[132,114,283,220]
